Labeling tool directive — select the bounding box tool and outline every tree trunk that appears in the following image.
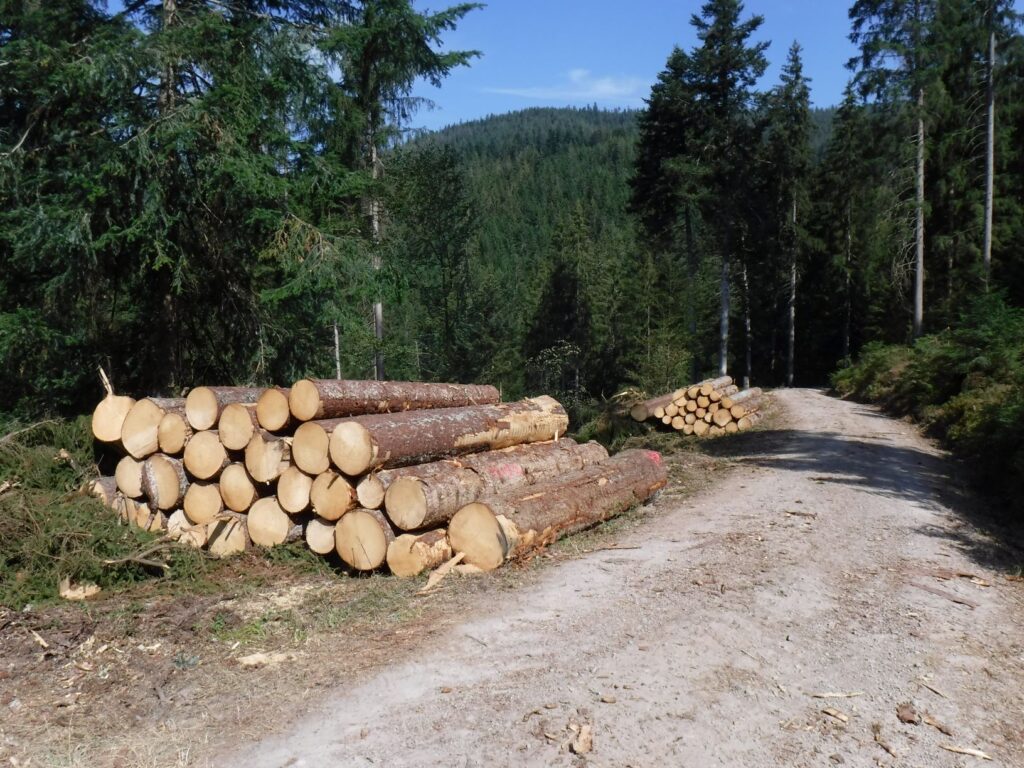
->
[742,262,752,390]
[183,430,229,480]
[141,454,188,510]
[380,439,608,531]
[183,481,224,525]
[326,396,569,477]
[370,139,385,381]
[719,247,730,376]
[218,403,260,451]
[983,29,996,286]
[387,529,452,578]
[256,387,291,432]
[121,398,186,459]
[448,449,666,571]
[787,198,797,387]
[185,386,264,431]
[289,379,500,422]
[843,202,852,360]
[335,507,395,571]
[913,90,926,338]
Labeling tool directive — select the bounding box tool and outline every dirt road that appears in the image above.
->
[227,389,1024,767]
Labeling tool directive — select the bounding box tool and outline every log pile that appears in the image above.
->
[87,376,666,577]
[629,377,766,436]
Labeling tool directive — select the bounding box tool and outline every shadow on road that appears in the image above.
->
[701,424,1024,575]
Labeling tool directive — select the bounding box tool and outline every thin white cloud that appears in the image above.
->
[484,68,648,104]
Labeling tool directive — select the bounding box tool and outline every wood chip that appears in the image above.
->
[811,691,864,699]
[938,744,992,760]
[823,707,849,723]
[237,651,292,669]
[30,629,49,649]
[600,694,617,704]
[59,576,101,601]
[871,723,897,757]
[570,723,593,754]
[418,552,465,595]
[896,702,920,725]
[923,714,953,736]
[917,679,948,698]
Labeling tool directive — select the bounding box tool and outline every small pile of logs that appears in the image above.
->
[629,377,765,436]
[87,376,667,577]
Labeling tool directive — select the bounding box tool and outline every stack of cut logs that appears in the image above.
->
[87,378,666,577]
[629,377,765,436]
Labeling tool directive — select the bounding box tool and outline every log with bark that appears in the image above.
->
[86,476,119,507]
[334,507,395,571]
[141,455,188,510]
[327,396,569,477]
[121,398,186,459]
[185,386,264,431]
[386,529,452,578]
[448,449,667,571]
[288,379,501,422]
[380,438,608,531]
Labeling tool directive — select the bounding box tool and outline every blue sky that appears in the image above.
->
[410,0,866,131]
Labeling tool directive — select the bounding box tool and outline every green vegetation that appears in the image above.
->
[833,294,1024,507]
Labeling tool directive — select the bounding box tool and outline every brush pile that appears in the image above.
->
[629,377,765,436]
[87,376,666,576]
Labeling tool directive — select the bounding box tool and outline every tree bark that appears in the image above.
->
[913,89,926,338]
[185,386,264,431]
[448,449,666,571]
[380,439,608,531]
[327,396,569,477]
[387,529,452,577]
[288,378,500,422]
[787,197,797,387]
[742,261,752,389]
[983,28,996,286]
[719,246,731,376]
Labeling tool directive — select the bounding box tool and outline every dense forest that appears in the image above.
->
[3,0,1023,494]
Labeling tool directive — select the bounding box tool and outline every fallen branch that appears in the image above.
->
[0,419,58,445]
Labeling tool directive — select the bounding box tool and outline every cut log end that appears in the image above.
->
[292,422,332,475]
[448,502,509,572]
[206,515,249,557]
[248,497,294,547]
[310,471,356,522]
[92,394,135,444]
[244,432,291,484]
[183,431,228,480]
[288,378,322,422]
[157,412,191,455]
[115,455,144,498]
[218,403,258,451]
[183,481,223,525]
[256,388,291,432]
[185,387,220,431]
[334,507,394,571]
[305,517,337,555]
[278,466,313,514]
[142,455,187,510]
[328,421,375,477]
[121,398,166,459]
[356,474,386,510]
[219,462,259,513]
[629,403,648,422]
[383,476,428,530]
